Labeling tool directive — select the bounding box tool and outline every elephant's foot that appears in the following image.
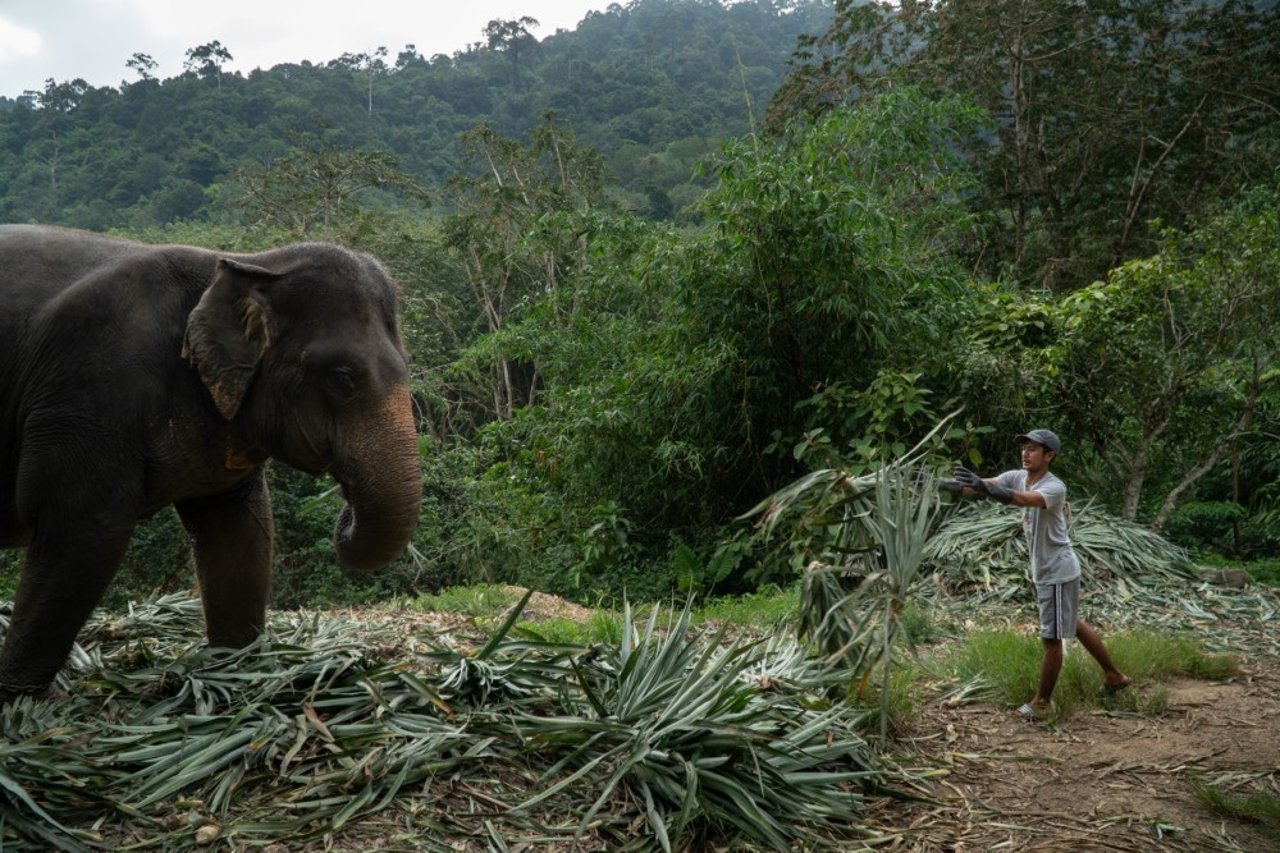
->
[0,678,56,704]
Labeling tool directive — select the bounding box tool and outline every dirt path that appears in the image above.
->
[871,656,1280,851]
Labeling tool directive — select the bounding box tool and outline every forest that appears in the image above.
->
[1,1,1279,850]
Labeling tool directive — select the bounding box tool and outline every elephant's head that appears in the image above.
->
[182,244,422,571]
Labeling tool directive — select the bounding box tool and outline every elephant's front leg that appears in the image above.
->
[0,520,135,701]
[177,473,274,648]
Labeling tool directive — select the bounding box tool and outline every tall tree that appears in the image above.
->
[231,135,428,241]
[37,77,88,113]
[442,115,604,422]
[332,47,389,114]
[184,41,234,91]
[453,88,985,585]
[688,88,982,484]
[125,53,157,82]
[484,17,540,89]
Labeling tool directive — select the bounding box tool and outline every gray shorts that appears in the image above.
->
[1036,578,1079,640]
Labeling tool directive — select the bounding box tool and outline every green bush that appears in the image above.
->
[1163,501,1246,554]
[1237,514,1280,559]
[1190,553,1280,588]
[1246,558,1280,586]
[1163,501,1280,560]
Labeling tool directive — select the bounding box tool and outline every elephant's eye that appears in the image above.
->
[325,367,360,402]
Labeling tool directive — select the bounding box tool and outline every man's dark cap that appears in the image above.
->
[1015,428,1061,454]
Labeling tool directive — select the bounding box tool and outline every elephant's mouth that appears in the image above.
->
[273,418,335,477]
[266,446,327,477]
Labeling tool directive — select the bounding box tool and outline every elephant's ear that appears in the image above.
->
[183,258,280,420]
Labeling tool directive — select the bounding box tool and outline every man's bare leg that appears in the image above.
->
[1075,619,1129,688]
[1030,638,1063,709]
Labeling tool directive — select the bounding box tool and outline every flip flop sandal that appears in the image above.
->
[1017,702,1051,719]
[1098,677,1133,696]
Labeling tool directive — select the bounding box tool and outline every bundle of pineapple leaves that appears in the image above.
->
[0,592,903,852]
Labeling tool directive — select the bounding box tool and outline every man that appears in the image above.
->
[943,429,1131,718]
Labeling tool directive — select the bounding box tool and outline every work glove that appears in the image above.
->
[952,467,985,492]
[952,466,1015,505]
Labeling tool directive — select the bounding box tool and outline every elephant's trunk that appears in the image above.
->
[332,383,422,571]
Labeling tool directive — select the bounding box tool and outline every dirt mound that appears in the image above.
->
[497,585,596,622]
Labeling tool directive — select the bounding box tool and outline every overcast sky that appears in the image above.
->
[0,0,617,98]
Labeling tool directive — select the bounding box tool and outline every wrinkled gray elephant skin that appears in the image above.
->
[0,225,422,701]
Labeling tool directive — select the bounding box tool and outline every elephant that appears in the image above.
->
[0,224,422,701]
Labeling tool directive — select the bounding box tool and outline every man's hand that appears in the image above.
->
[952,466,1015,505]
[952,467,986,493]
[939,467,982,496]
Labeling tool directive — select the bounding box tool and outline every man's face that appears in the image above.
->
[1020,441,1054,472]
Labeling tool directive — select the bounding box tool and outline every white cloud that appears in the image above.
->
[0,1,613,96]
[0,16,42,62]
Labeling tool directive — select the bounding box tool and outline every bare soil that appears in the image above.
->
[868,656,1280,851]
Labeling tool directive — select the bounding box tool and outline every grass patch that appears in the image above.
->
[1190,776,1280,839]
[693,585,799,630]
[514,610,622,645]
[1245,558,1280,587]
[411,583,800,646]
[1106,628,1241,681]
[413,585,624,645]
[849,663,925,737]
[900,602,942,645]
[411,584,520,617]
[953,629,1052,711]
[950,627,1239,719]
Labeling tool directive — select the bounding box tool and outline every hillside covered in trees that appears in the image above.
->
[0,0,832,228]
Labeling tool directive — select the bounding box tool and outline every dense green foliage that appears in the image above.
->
[773,0,1280,290]
[0,0,832,228]
[1,0,1278,611]
[958,179,1280,532]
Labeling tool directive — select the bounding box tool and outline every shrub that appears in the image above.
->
[1246,558,1280,586]
[1163,501,1246,554]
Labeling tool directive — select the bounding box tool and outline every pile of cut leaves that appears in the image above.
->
[924,500,1200,595]
[0,592,907,852]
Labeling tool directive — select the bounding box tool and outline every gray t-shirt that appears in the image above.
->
[994,469,1081,584]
